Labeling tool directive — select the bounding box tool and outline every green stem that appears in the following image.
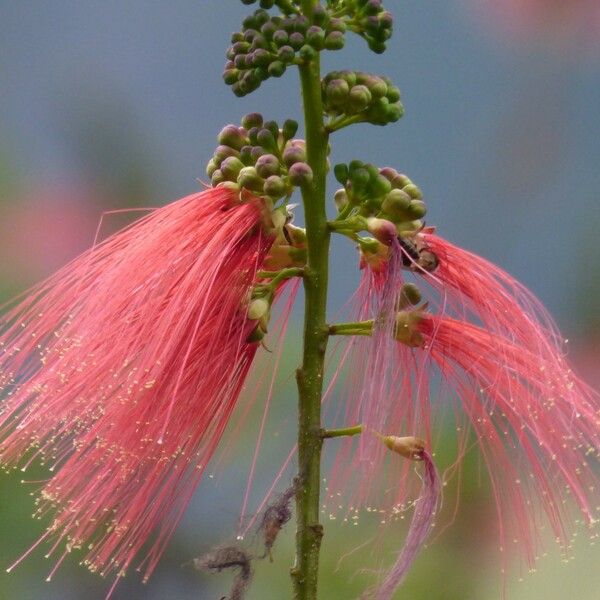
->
[293,2,330,599]
[328,320,374,336]
[321,424,364,438]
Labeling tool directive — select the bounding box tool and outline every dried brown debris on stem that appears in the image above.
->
[192,546,253,600]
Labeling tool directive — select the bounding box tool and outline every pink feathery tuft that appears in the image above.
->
[327,241,432,512]
[0,187,277,586]
[373,451,441,600]
[416,313,600,566]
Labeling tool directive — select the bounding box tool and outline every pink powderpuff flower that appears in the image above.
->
[0,186,284,592]
[329,232,599,597]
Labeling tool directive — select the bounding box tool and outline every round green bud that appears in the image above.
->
[220,156,245,181]
[239,145,254,165]
[324,31,345,51]
[206,159,218,178]
[231,32,245,43]
[273,30,289,46]
[237,166,264,192]
[325,79,350,107]
[385,103,403,123]
[283,145,306,167]
[348,159,365,173]
[381,189,412,220]
[306,26,326,50]
[334,188,349,210]
[277,45,296,62]
[282,119,299,141]
[233,54,246,69]
[263,175,287,199]
[368,39,387,54]
[400,283,422,306]
[368,173,392,198]
[293,16,309,33]
[259,0,275,7]
[251,48,271,67]
[312,4,328,26]
[255,154,281,178]
[392,174,412,189]
[299,44,317,61]
[333,163,349,185]
[214,144,239,163]
[223,69,239,85]
[348,85,372,113]
[288,162,314,187]
[328,18,347,33]
[407,200,427,219]
[268,60,286,77]
[250,146,265,161]
[387,85,401,103]
[403,183,423,199]
[261,21,277,40]
[256,128,277,152]
[218,125,248,151]
[364,75,388,98]
[241,113,263,130]
[349,167,370,195]
[211,169,225,186]
[263,120,279,139]
[289,32,305,50]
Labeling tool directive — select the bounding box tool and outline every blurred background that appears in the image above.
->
[0,1,599,598]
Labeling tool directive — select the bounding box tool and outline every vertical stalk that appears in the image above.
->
[293,1,330,598]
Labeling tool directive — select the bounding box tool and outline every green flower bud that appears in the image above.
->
[241,113,263,130]
[407,200,427,219]
[348,85,372,113]
[218,125,248,151]
[289,32,305,50]
[220,156,245,181]
[263,175,287,199]
[392,174,412,189]
[325,79,350,107]
[349,167,370,196]
[367,174,392,198]
[256,128,278,153]
[251,48,271,67]
[277,45,295,62]
[263,120,279,139]
[394,310,425,347]
[237,166,264,192]
[387,85,401,103]
[334,163,349,185]
[239,146,254,165]
[255,154,281,178]
[403,183,423,199]
[324,31,345,50]
[206,159,218,178]
[399,283,422,307]
[282,119,298,141]
[273,30,289,46]
[211,169,225,186]
[348,159,365,173]
[306,26,326,50]
[328,18,347,33]
[381,189,412,221]
[268,60,286,77]
[223,69,239,85]
[299,44,317,61]
[288,162,314,186]
[364,75,388,98]
[283,145,306,167]
[214,145,239,163]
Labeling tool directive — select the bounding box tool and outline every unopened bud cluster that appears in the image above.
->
[225,7,346,96]
[328,0,393,53]
[207,114,315,200]
[334,161,426,233]
[323,71,402,126]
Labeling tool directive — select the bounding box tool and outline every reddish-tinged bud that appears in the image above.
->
[288,162,313,187]
[218,125,248,151]
[348,85,372,113]
[283,145,306,167]
[255,154,280,178]
[366,217,397,245]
